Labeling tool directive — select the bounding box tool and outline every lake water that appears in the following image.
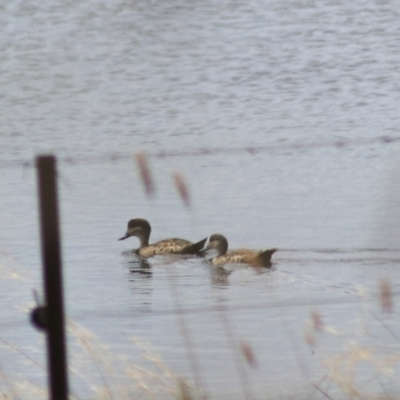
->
[1,0,400,399]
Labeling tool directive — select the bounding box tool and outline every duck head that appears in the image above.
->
[119,218,151,247]
[203,234,228,257]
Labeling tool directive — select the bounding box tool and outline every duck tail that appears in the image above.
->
[251,248,278,268]
[181,237,208,255]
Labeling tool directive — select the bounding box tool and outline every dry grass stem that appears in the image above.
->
[0,248,30,281]
[0,338,44,372]
[325,344,400,399]
[177,378,193,400]
[56,322,198,400]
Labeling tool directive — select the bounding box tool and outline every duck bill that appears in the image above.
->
[118,233,130,241]
[198,235,214,257]
[201,235,211,251]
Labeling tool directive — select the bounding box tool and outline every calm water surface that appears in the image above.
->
[1,0,400,399]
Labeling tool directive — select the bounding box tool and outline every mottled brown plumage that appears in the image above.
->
[204,234,277,268]
[118,218,206,258]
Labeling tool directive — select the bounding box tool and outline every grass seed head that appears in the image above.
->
[173,172,191,208]
[379,279,392,313]
[136,153,154,197]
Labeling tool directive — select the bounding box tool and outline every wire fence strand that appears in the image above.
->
[0,135,399,170]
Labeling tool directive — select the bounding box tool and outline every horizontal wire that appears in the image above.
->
[1,290,398,329]
[0,135,399,170]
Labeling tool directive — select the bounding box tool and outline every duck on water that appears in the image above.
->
[202,234,277,268]
[119,218,207,258]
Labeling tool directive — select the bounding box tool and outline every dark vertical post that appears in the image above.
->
[36,155,69,400]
